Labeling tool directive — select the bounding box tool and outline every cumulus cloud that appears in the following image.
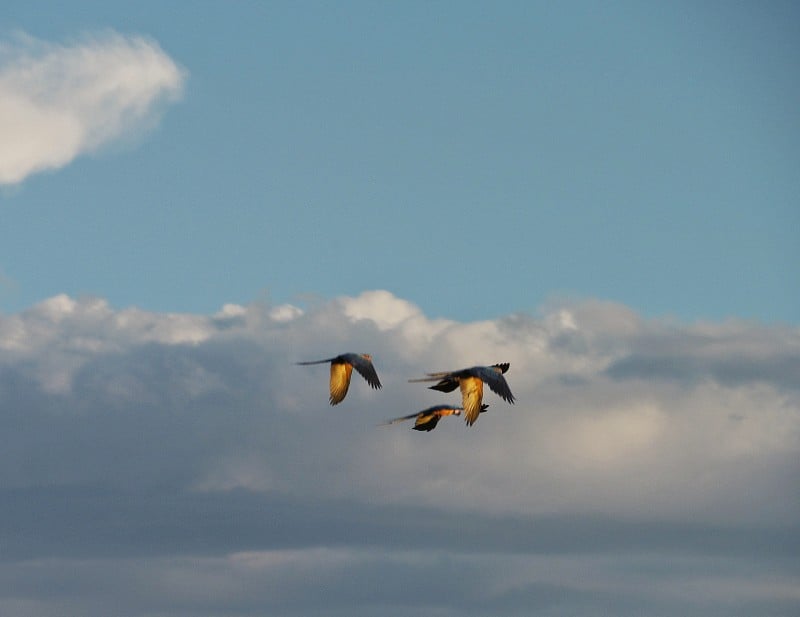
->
[0,291,798,616]
[0,31,185,186]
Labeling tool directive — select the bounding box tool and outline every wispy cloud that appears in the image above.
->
[0,31,185,186]
[0,291,798,616]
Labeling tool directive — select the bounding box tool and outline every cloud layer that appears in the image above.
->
[0,291,798,616]
[0,32,185,186]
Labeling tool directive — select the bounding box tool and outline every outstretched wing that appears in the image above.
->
[412,413,441,431]
[329,361,354,405]
[350,355,382,390]
[427,377,459,393]
[477,367,515,404]
[459,376,485,426]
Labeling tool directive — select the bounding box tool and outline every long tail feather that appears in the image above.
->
[379,413,419,426]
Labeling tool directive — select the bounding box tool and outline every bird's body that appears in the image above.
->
[383,403,489,431]
[297,353,381,405]
[409,363,513,426]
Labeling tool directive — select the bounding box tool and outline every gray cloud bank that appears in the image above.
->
[1,292,798,616]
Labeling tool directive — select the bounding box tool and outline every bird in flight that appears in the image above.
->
[297,353,382,405]
[409,363,514,426]
[383,403,489,431]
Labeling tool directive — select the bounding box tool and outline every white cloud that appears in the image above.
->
[339,289,423,330]
[0,290,797,616]
[0,31,185,186]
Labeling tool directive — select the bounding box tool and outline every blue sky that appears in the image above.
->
[0,3,799,617]
[2,0,798,322]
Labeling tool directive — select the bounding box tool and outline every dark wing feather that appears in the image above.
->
[412,414,441,431]
[478,367,515,404]
[350,355,382,390]
[427,378,460,393]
